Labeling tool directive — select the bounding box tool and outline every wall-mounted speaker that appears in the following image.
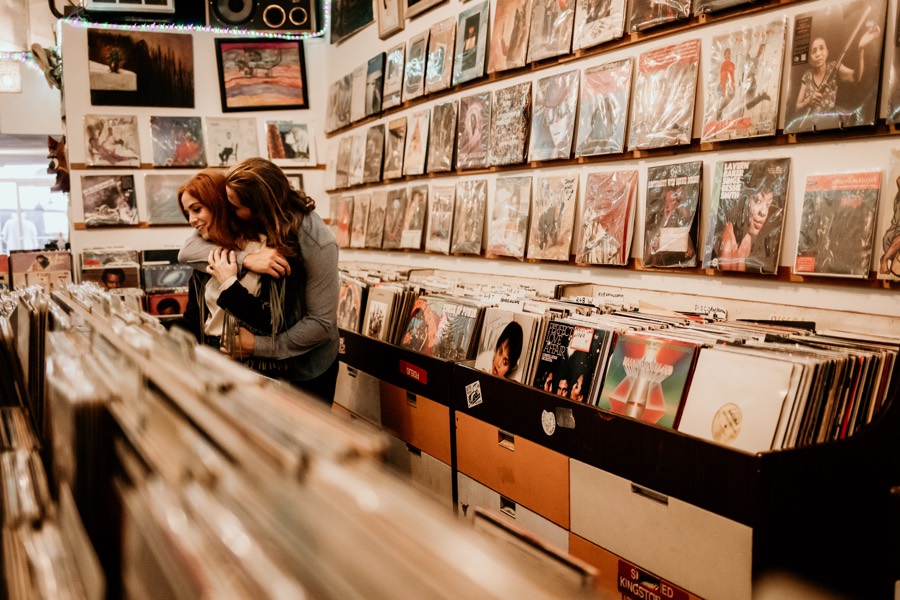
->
[208,0,316,34]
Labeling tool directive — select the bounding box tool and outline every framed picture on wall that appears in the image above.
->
[407,0,446,19]
[331,0,374,44]
[377,0,405,39]
[285,173,305,192]
[214,38,309,112]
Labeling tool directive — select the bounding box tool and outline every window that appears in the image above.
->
[0,165,68,254]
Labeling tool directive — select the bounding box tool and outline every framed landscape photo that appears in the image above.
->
[215,38,309,112]
[377,0,405,39]
[407,0,446,19]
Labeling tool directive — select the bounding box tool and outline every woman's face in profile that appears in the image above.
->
[181,191,213,239]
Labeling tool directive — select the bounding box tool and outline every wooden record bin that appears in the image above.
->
[451,361,900,600]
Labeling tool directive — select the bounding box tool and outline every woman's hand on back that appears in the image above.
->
[207,248,239,283]
[243,246,291,278]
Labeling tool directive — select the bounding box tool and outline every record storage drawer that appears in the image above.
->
[334,363,382,426]
[569,459,752,600]
[379,381,452,465]
[455,412,569,528]
[382,431,453,507]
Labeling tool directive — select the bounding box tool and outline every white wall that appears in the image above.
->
[59,20,331,263]
[327,0,900,321]
[0,63,62,136]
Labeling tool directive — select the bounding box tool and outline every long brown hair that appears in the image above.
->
[224,157,315,256]
[177,169,247,251]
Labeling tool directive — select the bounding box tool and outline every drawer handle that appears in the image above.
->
[406,391,417,407]
[498,430,515,451]
[500,496,516,519]
[347,366,358,378]
[631,483,669,505]
[405,443,421,456]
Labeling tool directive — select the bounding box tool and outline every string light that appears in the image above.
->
[62,0,332,40]
[0,52,43,72]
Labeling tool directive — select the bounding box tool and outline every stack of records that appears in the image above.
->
[473,305,544,384]
[361,282,420,344]
[80,247,141,290]
[8,250,72,292]
[337,273,369,333]
[398,294,486,361]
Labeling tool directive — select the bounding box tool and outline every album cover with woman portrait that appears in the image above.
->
[886,5,900,124]
[363,124,385,183]
[81,174,139,227]
[451,179,488,255]
[702,19,786,143]
[427,100,458,173]
[487,176,532,259]
[782,0,886,134]
[527,174,578,262]
[794,170,881,278]
[643,161,702,268]
[426,184,456,254]
[489,82,531,166]
[350,192,371,248]
[474,306,542,383]
[83,114,141,168]
[452,1,489,86]
[629,0,689,32]
[576,170,637,266]
[702,157,792,275]
[266,121,316,166]
[878,150,900,280]
[425,17,457,94]
[575,58,633,157]
[150,116,205,168]
[384,117,407,179]
[528,70,579,162]
[382,43,406,109]
[456,92,491,169]
[403,31,429,102]
[382,187,409,249]
[629,39,700,151]
[573,0,625,51]
[488,0,532,74]
[526,0,575,63]
[403,110,430,176]
[366,190,388,248]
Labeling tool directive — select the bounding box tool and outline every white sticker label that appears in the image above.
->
[465,380,483,409]
[541,410,556,436]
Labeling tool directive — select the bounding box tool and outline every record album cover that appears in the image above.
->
[326,74,352,133]
[384,117,408,179]
[595,334,699,428]
[489,82,531,166]
[643,161,702,268]
[204,117,258,168]
[337,274,367,332]
[335,135,354,189]
[382,188,409,249]
[83,114,141,168]
[629,0,690,32]
[266,121,315,166]
[879,149,900,279]
[426,17,457,94]
[401,185,428,249]
[488,0,532,73]
[474,307,542,382]
[426,184,456,254]
[702,158,792,274]
[350,192,371,248]
[81,175,138,227]
[527,0,576,63]
[403,109,430,176]
[528,70,579,162]
[693,0,752,15]
[457,92,492,169]
[794,170,881,278]
[363,124,386,183]
[527,174,578,261]
[701,19,786,143]
[453,1,490,86]
[452,179,488,255]
[427,100,458,173]
[350,64,366,124]
[576,170,638,266]
[403,31,429,102]
[366,53,385,117]
[335,195,354,248]
[400,295,482,360]
[575,58,633,157]
[886,6,900,124]
[629,39,700,151]
[366,190,388,248]
[145,173,192,226]
[348,130,366,186]
[783,0,886,134]
[487,176,532,259]
[573,0,626,51]
[150,116,205,167]
[383,43,406,109]
[532,320,609,402]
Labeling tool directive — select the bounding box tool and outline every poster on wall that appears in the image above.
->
[204,117,259,168]
[150,116,206,168]
[87,29,194,108]
[265,121,316,166]
[81,174,139,227]
[215,38,309,112]
[145,173,193,226]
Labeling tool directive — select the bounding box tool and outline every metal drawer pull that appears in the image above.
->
[498,430,515,451]
[631,483,669,505]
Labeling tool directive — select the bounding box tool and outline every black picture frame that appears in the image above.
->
[215,38,309,113]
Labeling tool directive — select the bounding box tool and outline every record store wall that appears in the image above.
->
[325,0,900,323]
[57,20,331,264]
